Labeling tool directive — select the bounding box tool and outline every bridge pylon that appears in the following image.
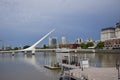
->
[23,29,55,54]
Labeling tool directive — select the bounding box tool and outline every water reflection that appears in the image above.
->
[56,52,120,67]
[0,52,61,80]
[0,52,120,80]
[20,53,60,78]
[23,54,44,71]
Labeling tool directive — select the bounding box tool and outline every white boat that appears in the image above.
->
[56,48,70,53]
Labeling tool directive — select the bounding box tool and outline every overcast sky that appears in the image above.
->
[0,0,120,47]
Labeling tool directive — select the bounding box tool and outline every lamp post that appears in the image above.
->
[116,57,120,80]
[0,40,4,50]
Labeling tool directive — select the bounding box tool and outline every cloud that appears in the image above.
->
[1,0,119,16]
[0,0,120,46]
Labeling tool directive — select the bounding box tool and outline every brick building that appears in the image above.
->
[59,43,80,49]
[104,38,120,49]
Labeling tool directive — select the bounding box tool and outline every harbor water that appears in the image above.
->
[0,52,120,80]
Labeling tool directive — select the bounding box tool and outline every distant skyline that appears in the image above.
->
[0,0,120,47]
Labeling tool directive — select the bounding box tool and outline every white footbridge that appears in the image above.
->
[0,29,55,55]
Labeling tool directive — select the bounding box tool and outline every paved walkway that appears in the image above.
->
[65,67,117,80]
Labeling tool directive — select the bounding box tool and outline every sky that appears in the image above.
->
[0,0,120,47]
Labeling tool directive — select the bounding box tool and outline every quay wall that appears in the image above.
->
[95,49,120,53]
[0,49,120,53]
[73,49,120,53]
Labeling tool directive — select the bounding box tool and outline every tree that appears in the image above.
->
[80,43,87,49]
[86,42,94,48]
[43,44,47,49]
[23,45,30,49]
[96,41,104,49]
[43,44,49,49]
[14,47,18,50]
[81,42,94,49]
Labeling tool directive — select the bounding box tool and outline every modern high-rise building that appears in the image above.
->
[86,37,93,42]
[61,37,67,44]
[49,37,57,48]
[76,38,83,44]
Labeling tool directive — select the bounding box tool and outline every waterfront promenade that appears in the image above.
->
[0,48,120,54]
[83,67,117,80]
[62,63,117,80]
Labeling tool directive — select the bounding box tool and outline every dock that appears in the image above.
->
[44,65,61,70]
